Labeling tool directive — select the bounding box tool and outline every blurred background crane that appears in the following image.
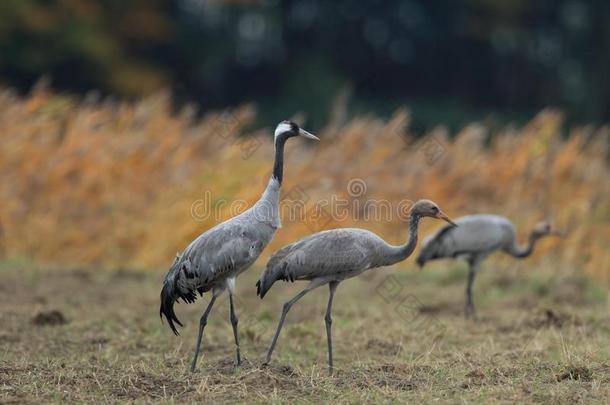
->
[417,216,564,318]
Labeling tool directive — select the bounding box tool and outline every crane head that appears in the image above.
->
[533,221,565,238]
[411,199,457,227]
[274,120,319,144]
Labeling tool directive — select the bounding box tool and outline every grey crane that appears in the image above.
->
[256,199,456,374]
[160,121,318,372]
[416,214,563,319]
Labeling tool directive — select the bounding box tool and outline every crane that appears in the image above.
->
[416,214,563,319]
[160,120,318,372]
[256,199,456,374]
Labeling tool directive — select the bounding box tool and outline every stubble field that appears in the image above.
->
[2,260,609,403]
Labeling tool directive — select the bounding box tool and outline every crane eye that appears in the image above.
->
[432,206,439,213]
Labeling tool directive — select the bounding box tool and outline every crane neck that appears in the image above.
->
[509,231,539,258]
[386,213,421,264]
[254,132,290,229]
[271,133,290,185]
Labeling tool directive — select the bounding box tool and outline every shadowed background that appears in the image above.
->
[1,0,610,129]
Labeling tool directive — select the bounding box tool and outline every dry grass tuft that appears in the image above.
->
[556,365,593,382]
[31,310,67,326]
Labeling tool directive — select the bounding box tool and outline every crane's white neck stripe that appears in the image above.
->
[274,122,292,138]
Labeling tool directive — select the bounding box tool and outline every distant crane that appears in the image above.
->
[160,121,319,372]
[256,199,456,374]
[416,214,563,319]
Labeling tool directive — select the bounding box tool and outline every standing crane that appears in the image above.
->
[416,214,563,319]
[160,121,318,372]
[256,199,456,374]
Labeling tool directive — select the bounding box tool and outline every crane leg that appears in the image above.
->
[264,281,321,366]
[325,281,339,375]
[465,259,478,320]
[190,295,217,372]
[228,291,241,366]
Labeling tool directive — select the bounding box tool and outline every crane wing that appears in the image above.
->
[161,219,271,334]
[179,223,266,290]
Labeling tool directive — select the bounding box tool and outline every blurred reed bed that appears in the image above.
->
[0,87,608,280]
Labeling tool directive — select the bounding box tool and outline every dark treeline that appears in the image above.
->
[0,0,608,130]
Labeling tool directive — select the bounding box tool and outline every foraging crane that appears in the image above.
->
[160,121,318,372]
[256,199,456,374]
[416,214,563,319]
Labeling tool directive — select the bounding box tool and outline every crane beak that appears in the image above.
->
[550,230,566,238]
[298,128,319,141]
[436,211,458,227]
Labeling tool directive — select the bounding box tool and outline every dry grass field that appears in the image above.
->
[1,260,609,403]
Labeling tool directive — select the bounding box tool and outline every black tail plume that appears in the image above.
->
[255,278,272,299]
[255,279,264,299]
[160,278,183,335]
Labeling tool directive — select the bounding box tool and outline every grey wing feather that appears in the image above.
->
[255,242,298,298]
